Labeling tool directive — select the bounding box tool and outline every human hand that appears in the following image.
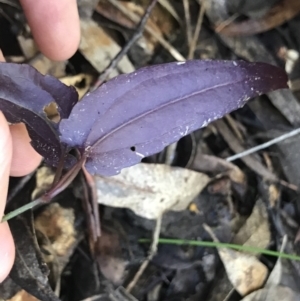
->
[0,0,80,283]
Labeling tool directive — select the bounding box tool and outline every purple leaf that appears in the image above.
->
[0,62,78,165]
[59,60,288,176]
[9,212,61,301]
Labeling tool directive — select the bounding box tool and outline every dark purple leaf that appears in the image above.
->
[60,60,288,176]
[0,62,78,165]
[9,212,60,301]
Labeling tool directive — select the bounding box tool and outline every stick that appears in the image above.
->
[107,0,185,62]
[226,127,300,162]
[188,0,206,59]
[183,0,192,46]
[126,214,163,293]
[90,0,159,91]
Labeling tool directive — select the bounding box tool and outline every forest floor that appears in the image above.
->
[1,0,300,300]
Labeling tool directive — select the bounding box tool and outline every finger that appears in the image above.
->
[0,50,41,176]
[0,112,15,283]
[0,222,15,283]
[9,124,41,177]
[19,0,80,61]
[0,49,4,61]
[0,113,12,218]
[0,223,15,283]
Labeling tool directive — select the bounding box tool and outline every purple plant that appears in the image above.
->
[0,60,287,219]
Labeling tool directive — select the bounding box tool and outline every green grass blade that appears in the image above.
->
[139,238,300,261]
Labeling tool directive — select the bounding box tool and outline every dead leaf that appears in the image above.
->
[207,177,231,195]
[96,0,136,29]
[29,54,66,77]
[34,202,80,289]
[17,36,38,59]
[96,0,175,37]
[95,0,160,64]
[192,153,245,181]
[268,184,280,208]
[242,237,300,300]
[31,167,55,200]
[95,163,210,219]
[77,0,99,18]
[8,212,60,301]
[79,19,135,77]
[204,224,268,296]
[59,74,93,100]
[218,248,268,296]
[192,153,247,198]
[34,203,77,259]
[7,289,40,301]
[233,199,271,250]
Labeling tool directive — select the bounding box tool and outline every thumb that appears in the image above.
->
[0,112,15,283]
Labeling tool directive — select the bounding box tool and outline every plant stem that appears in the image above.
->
[43,155,86,201]
[2,155,86,223]
[52,145,67,187]
[1,199,43,222]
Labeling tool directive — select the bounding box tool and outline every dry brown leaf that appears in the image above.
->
[7,289,40,301]
[96,0,173,64]
[31,167,55,200]
[97,0,176,36]
[268,184,280,208]
[218,248,268,296]
[29,54,66,77]
[17,36,38,59]
[95,163,210,219]
[59,74,93,100]
[34,202,78,284]
[242,237,300,300]
[96,0,136,28]
[192,153,246,184]
[204,224,268,296]
[35,203,76,258]
[192,153,247,199]
[79,19,135,77]
[233,199,270,250]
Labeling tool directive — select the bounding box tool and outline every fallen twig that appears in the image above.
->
[91,0,159,91]
[188,0,206,59]
[126,214,163,293]
[107,0,185,62]
[183,0,192,47]
[226,127,300,162]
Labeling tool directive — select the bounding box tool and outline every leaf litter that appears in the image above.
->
[95,163,210,219]
[1,1,300,301]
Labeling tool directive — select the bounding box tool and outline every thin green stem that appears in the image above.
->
[1,199,43,222]
[2,155,86,223]
[139,238,300,261]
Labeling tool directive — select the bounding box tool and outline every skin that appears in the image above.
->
[0,0,80,283]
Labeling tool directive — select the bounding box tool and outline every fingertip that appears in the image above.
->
[0,222,15,283]
[10,124,41,177]
[0,113,12,217]
[0,49,4,62]
[20,0,80,61]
